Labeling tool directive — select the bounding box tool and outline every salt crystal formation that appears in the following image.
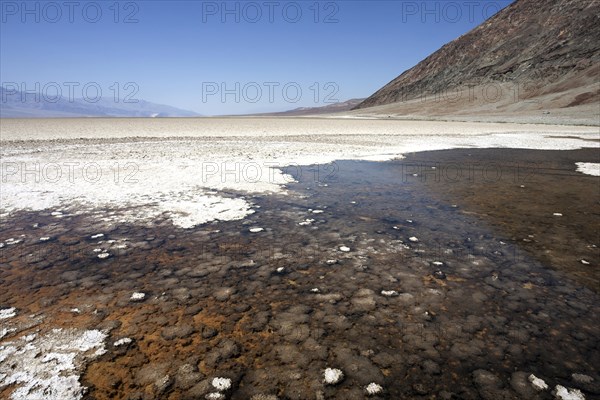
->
[365,382,383,395]
[0,328,107,400]
[323,368,344,385]
[130,292,146,301]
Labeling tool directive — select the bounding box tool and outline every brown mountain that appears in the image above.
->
[254,98,365,116]
[353,0,600,123]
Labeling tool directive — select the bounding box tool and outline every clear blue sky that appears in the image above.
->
[0,0,514,115]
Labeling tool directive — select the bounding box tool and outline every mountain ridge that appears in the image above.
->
[0,86,200,118]
[353,0,599,119]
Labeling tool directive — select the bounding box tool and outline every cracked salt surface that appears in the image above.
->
[0,328,107,400]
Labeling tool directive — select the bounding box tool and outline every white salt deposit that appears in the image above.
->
[366,382,384,395]
[130,292,146,301]
[0,327,16,339]
[113,338,132,347]
[160,197,254,229]
[339,246,351,252]
[381,290,399,297]
[554,385,586,400]
[211,377,232,391]
[553,213,563,217]
[0,328,107,400]
[323,368,344,385]
[0,308,17,320]
[528,374,548,390]
[97,253,110,259]
[249,227,264,233]
[581,260,590,265]
[575,162,600,176]
[409,236,419,242]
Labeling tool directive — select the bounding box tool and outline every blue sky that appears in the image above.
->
[0,0,513,115]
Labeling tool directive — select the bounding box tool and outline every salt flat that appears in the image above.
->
[1,117,598,228]
[1,117,598,140]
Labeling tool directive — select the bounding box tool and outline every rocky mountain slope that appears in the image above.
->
[250,98,365,117]
[353,0,599,122]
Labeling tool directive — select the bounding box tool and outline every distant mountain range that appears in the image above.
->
[352,0,599,121]
[0,86,200,117]
[252,98,365,116]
